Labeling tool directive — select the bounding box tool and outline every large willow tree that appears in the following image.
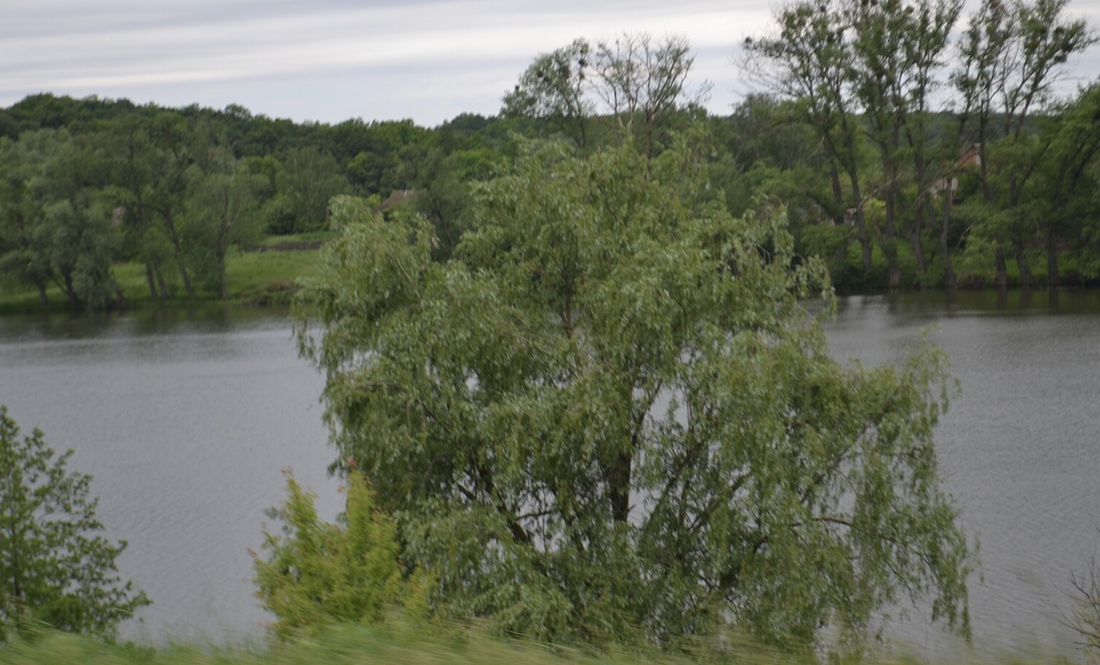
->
[295,136,972,650]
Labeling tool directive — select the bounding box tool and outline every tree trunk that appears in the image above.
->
[910,159,928,283]
[161,211,196,299]
[154,259,169,300]
[218,238,228,300]
[145,262,159,300]
[608,450,631,523]
[1047,231,1060,288]
[995,246,1008,289]
[844,170,873,272]
[63,272,79,308]
[35,281,49,307]
[884,192,901,289]
[941,191,955,288]
[1014,237,1033,289]
[911,207,927,280]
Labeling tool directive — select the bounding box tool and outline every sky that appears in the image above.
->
[4,0,1100,128]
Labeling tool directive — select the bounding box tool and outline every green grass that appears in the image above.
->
[261,231,340,247]
[0,248,322,314]
[221,249,320,302]
[5,621,1081,665]
[0,620,814,665]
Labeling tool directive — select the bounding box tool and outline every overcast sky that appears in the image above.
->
[4,0,1100,128]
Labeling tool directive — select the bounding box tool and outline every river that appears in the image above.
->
[0,305,340,643]
[0,291,1097,659]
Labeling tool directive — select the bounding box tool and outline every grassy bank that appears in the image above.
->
[0,234,333,314]
[8,619,1079,665]
[1,622,817,665]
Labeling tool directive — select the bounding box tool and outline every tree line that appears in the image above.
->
[741,0,1099,289]
[4,0,1100,309]
[0,97,515,308]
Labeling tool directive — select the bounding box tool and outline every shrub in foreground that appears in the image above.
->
[0,406,150,642]
[253,471,403,638]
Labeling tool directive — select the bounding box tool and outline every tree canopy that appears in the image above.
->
[295,136,972,651]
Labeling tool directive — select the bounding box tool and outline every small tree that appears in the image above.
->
[0,406,150,641]
[253,470,402,639]
[1066,532,1100,663]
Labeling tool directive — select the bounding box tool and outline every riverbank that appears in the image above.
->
[0,233,334,315]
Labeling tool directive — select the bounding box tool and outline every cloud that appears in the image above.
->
[6,0,1095,125]
[1,0,766,123]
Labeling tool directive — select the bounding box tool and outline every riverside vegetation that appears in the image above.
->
[3,0,1100,662]
[6,0,1100,308]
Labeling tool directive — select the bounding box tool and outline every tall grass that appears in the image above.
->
[0,620,822,665]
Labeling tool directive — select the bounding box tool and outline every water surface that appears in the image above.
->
[826,290,1100,660]
[0,293,1097,659]
[0,306,339,642]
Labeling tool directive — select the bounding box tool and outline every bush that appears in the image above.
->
[1067,543,1100,662]
[252,470,403,638]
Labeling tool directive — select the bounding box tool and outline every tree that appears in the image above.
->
[743,2,876,274]
[503,34,709,154]
[182,150,268,298]
[502,38,594,149]
[848,0,961,286]
[0,134,54,305]
[253,471,402,639]
[0,407,150,641]
[107,112,208,300]
[593,33,710,155]
[1030,84,1100,286]
[268,146,349,234]
[1066,538,1100,663]
[295,137,973,651]
[953,0,1095,288]
[0,129,122,310]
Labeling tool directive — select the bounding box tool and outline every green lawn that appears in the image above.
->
[260,230,339,247]
[0,248,322,314]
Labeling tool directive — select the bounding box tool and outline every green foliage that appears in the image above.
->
[502,38,594,148]
[266,147,350,234]
[0,406,150,642]
[253,471,402,639]
[296,137,972,651]
[0,129,122,310]
[503,34,708,155]
[181,154,269,298]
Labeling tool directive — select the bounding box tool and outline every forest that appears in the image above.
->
[3,0,1100,311]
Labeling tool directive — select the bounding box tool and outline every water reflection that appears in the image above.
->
[834,287,1100,319]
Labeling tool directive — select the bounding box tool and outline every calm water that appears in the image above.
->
[0,292,1097,658]
[0,306,340,642]
[827,290,1100,660]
